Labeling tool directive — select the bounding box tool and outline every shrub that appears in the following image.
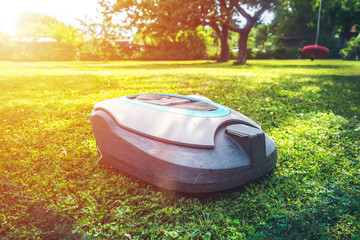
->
[340,36,360,60]
[10,41,77,61]
[248,35,301,59]
[0,32,14,60]
[269,45,301,59]
[249,48,271,59]
[132,30,208,61]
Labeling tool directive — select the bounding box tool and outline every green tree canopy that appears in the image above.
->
[271,0,315,36]
[15,12,82,46]
[114,0,227,60]
[114,0,280,63]
[15,12,57,39]
[14,12,83,60]
[272,0,360,37]
[322,0,360,35]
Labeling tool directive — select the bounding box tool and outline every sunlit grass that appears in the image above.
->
[0,60,359,239]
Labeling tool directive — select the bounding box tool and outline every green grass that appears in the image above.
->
[0,60,359,239]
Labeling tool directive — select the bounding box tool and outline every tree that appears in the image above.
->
[78,0,124,60]
[192,0,233,62]
[271,0,360,44]
[14,12,83,60]
[269,0,360,59]
[114,0,281,64]
[15,13,57,39]
[15,13,82,49]
[201,1,233,62]
[113,0,233,62]
[270,0,315,37]
[321,0,360,37]
[0,31,13,60]
[228,0,281,65]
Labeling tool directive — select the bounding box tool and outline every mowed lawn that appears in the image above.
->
[0,60,359,239]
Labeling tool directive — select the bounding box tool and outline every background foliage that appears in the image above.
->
[340,36,360,60]
[1,0,359,61]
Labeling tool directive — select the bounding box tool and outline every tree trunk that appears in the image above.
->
[209,22,230,62]
[235,30,250,65]
[217,24,230,62]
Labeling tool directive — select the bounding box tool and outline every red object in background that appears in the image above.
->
[302,45,330,60]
